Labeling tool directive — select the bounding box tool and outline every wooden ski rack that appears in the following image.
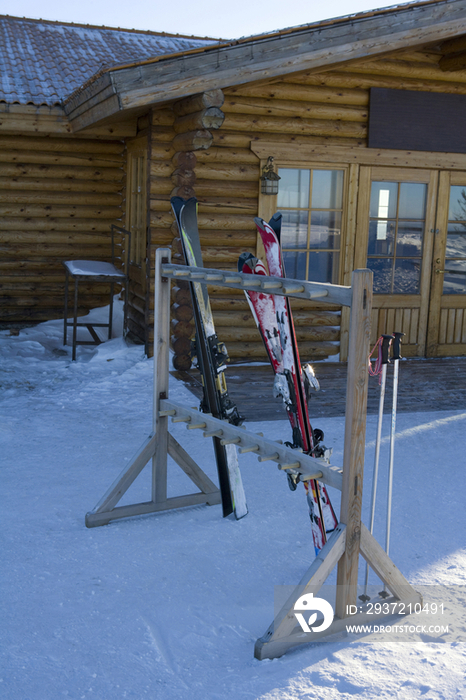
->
[85,247,422,659]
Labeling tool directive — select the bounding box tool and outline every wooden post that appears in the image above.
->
[152,247,171,503]
[335,269,373,619]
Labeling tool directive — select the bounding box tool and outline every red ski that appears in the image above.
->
[239,215,338,553]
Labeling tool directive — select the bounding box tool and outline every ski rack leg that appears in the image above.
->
[85,248,221,528]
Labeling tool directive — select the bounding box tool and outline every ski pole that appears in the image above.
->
[380,331,404,598]
[360,334,393,602]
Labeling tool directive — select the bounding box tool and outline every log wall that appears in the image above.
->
[0,133,125,324]
[144,47,466,365]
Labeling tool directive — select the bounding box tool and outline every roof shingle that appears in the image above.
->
[0,16,218,106]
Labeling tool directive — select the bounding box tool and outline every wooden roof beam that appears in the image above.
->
[64,0,466,131]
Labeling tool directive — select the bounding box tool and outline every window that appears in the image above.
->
[277,168,343,284]
[443,186,466,294]
[367,181,427,294]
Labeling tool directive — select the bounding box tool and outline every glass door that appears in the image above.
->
[427,172,466,356]
[354,167,438,356]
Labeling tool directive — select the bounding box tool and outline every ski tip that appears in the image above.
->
[238,251,256,273]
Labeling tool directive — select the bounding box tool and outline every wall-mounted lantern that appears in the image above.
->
[260,156,280,195]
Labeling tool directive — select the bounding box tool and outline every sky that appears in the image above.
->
[0,0,403,39]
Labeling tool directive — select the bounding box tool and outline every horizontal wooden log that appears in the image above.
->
[194,162,258,181]
[0,204,121,219]
[211,129,364,149]
[439,51,466,72]
[173,90,225,117]
[224,83,369,106]
[150,108,175,126]
[291,69,466,95]
[0,191,122,206]
[170,185,195,199]
[222,113,366,138]
[222,96,368,122]
[150,161,173,178]
[197,197,257,215]
[172,130,213,152]
[211,326,340,343]
[150,126,175,142]
[0,231,113,245]
[0,135,125,154]
[0,149,124,167]
[211,308,340,326]
[0,163,124,181]
[219,341,338,358]
[151,142,175,160]
[149,176,173,196]
[0,176,122,193]
[197,213,255,230]
[194,146,258,164]
[197,230,257,247]
[194,178,258,199]
[339,57,466,84]
[127,316,146,343]
[174,108,225,134]
[172,151,197,169]
[0,244,113,258]
[0,218,121,232]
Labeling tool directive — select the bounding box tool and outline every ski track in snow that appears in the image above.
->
[1,302,465,700]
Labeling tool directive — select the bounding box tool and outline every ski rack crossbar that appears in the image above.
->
[159,399,343,491]
[161,262,352,306]
[85,248,421,660]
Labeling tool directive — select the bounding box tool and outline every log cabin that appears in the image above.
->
[1,0,466,366]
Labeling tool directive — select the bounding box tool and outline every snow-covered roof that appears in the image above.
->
[0,15,219,107]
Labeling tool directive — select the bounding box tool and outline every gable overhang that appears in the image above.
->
[64,0,466,131]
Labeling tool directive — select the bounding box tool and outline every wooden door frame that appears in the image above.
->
[354,165,438,357]
[427,170,466,357]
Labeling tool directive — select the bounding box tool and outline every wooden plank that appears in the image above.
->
[167,432,219,496]
[152,248,172,503]
[250,142,466,170]
[86,433,156,518]
[255,594,422,660]
[335,269,372,619]
[160,398,344,491]
[454,310,464,345]
[360,523,420,600]
[86,492,222,527]
[263,525,346,643]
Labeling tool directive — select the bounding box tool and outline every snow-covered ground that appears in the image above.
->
[1,301,465,699]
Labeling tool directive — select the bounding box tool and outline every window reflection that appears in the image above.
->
[444,186,466,294]
[278,167,343,284]
[367,181,426,294]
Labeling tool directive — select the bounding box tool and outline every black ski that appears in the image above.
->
[171,196,248,519]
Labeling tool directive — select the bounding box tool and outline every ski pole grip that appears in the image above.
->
[381,334,393,365]
[392,332,405,361]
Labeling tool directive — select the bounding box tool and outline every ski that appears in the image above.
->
[171,196,248,520]
[239,215,337,551]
